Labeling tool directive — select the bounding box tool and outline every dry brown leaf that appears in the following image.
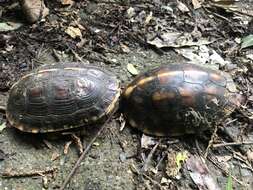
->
[177,1,190,12]
[51,151,60,161]
[144,12,153,25]
[127,64,139,76]
[65,26,82,39]
[192,0,204,9]
[60,0,74,5]
[186,155,221,190]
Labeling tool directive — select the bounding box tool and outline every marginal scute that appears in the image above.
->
[123,85,135,98]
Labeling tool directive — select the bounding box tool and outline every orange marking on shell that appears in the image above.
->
[20,73,34,80]
[16,124,24,131]
[209,73,225,85]
[157,71,181,84]
[55,86,68,99]
[137,76,155,87]
[178,87,192,97]
[123,85,135,98]
[64,67,83,71]
[205,87,218,95]
[29,87,42,97]
[31,128,39,133]
[152,91,176,101]
[38,69,58,74]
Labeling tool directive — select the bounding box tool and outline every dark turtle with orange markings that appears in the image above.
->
[6,63,120,133]
[122,63,242,136]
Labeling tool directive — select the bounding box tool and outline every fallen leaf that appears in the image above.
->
[126,7,135,18]
[60,0,73,5]
[192,0,203,9]
[161,177,171,184]
[0,22,23,32]
[65,26,82,39]
[0,122,6,133]
[147,32,212,48]
[241,34,253,49]
[127,64,139,76]
[186,155,221,190]
[211,0,236,6]
[141,134,157,149]
[144,12,153,25]
[176,151,188,169]
[175,45,229,67]
[120,43,130,53]
[177,1,190,12]
[166,150,188,178]
[93,142,100,146]
[51,151,60,161]
[246,53,253,60]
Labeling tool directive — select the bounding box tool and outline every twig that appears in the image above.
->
[1,167,57,178]
[212,141,253,148]
[142,139,161,172]
[59,111,116,190]
[204,124,218,158]
[131,164,164,190]
[0,106,6,112]
[207,155,246,186]
[203,6,231,23]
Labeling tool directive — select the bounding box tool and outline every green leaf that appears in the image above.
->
[241,34,253,49]
[127,64,139,76]
[226,170,233,190]
[0,122,6,133]
[176,151,188,169]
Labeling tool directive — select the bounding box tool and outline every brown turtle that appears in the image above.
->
[6,62,120,133]
[121,63,242,136]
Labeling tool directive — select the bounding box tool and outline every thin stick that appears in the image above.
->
[59,113,115,190]
[131,164,164,190]
[142,139,161,172]
[0,106,6,112]
[212,141,253,148]
[207,156,246,186]
[1,167,57,178]
[204,124,218,158]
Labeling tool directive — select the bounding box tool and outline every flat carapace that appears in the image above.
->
[6,63,120,133]
[122,63,242,136]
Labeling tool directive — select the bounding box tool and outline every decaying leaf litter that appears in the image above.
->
[0,0,252,189]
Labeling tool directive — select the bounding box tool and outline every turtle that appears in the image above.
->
[6,62,120,133]
[121,63,243,136]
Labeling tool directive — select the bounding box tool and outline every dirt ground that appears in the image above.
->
[0,0,253,190]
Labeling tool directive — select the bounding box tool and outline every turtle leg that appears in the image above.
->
[61,132,84,155]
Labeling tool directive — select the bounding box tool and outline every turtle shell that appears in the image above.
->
[122,63,242,136]
[6,63,120,133]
